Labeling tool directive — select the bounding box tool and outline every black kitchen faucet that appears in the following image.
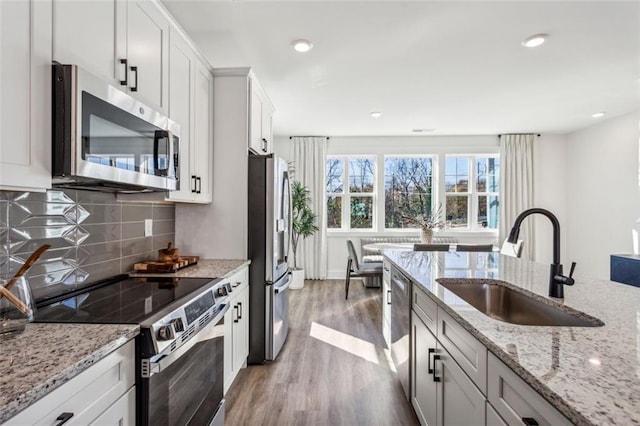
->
[507,208,576,298]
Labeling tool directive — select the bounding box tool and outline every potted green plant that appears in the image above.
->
[290,180,319,289]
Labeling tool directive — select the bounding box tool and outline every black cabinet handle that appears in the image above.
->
[522,418,539,426]
[386,290,391,305]
[56,412,74,426]
[233,305,239,323]
[238,302,242,319]
[432,354,441,382]
[191,175,197,193]
[428,348,435,374]
[119,59,128,86]
[130,66,138,92]
[196,176,202,194]
[262,138,268,152]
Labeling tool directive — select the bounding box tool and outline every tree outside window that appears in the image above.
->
[325,157,375,230]
[384,157,433,228]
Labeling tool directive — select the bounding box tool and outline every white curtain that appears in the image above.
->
[291,136,328,279]
[499,134,536,260]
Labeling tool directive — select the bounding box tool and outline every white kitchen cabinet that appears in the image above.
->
[488,352,572,426]
[486,402,508,426]
[0,0,52,192]
[382,260,391,347]
[249,78,275,155]
[166,30,212,203]
[224,266,250,393]
[412,310,485,426]
[5,340,135,425]
[52,0,169,114]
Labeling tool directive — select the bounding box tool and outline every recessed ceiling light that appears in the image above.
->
[589,358,601,366]
[592,112,606,118]
[370,112,382,119]
[292,39,313,53]
[521,33,548,48]
[412,128,436,133]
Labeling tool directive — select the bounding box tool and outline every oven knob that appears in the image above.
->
[216,287,227,297]
[225,283,233,293]
[170,318,185,332]
[157,325,175,341]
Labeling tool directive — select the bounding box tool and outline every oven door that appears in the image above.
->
[139,304,228,426]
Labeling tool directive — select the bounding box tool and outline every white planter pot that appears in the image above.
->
[290,269,305,289]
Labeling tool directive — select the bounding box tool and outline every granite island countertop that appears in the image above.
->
[129,258,250,279]
[0,323,139,423]
[384,250,640,425]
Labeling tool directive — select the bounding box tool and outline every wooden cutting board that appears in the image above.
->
[134,256,200,273]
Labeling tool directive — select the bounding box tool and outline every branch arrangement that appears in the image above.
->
[400,202,445,230]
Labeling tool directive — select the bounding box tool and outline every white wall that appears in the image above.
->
[565,111,640,279]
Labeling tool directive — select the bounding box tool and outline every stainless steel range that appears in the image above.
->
[35,275,232,426]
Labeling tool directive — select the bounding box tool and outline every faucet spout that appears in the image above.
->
[507,208,575,298]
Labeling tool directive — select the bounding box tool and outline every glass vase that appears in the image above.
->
[0,276,34,337]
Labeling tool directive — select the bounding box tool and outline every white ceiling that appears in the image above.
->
[162,1,640,137]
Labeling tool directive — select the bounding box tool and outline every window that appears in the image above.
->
[445,155,500,229]
[326,157,375,230]
[384,157,434,229]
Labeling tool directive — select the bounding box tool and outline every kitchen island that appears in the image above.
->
[384,250,640,425]
[0,323,139,423]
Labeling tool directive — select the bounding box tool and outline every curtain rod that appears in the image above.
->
[498,133,541,137]
[289,136,330,140]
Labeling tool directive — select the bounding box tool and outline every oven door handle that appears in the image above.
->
[143,304,229,377]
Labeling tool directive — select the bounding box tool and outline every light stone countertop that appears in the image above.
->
[129,259,250,279]
[0,323,139,423]
[384,250,640,425]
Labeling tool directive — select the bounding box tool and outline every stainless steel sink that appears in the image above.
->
[437,280,604,327]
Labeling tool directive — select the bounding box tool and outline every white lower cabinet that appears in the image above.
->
[410,282,573,426]
[5,340,135,425]
[224,266,250,393]
[412,311,485,426]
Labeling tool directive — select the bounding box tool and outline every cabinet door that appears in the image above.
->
[249,82,265,154]
[127,0,169,113]
[52,0,126,86]
[166,30,195,202]
[233,285,249,372]
[261,106,273,154]
[0,0,51,192]
[411,311,438,426]
[382,265,391,347]
[192,58,213,203]
[436,346,486,426]
[89,387,136,426]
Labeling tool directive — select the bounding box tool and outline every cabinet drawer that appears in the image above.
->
[487,352,572,426]
[486,402,508,426]
[89,386,135,426]
[437,308,487,395]
[412,286,437,333]
[7,340,135,425]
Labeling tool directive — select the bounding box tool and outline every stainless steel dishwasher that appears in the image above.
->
[390,266,411,401]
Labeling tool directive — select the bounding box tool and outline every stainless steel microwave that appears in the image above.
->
[52,63,180,192]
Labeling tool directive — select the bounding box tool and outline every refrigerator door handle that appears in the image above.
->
[274,274,291,294]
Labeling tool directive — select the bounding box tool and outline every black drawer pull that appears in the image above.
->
[386,290,391,305]
[56,412,74,426]
[238,302,242,319]
[130,66,138,92]
[233,305,239,323]
[432,354,441,382]
[428,348,435,373]
[522,418,539,426]
[119,59,128,86]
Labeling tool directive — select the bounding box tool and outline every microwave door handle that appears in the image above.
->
[153,130,170,177]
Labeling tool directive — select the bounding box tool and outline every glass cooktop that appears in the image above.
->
[34,276,216,324]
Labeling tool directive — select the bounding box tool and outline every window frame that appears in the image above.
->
[326,155,377,231]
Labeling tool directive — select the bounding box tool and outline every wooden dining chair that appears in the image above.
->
[345,240,383,299]
[455,244,494,252]
[412,243,450,251]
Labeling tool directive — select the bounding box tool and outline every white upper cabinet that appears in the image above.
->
[166,29,212,204]
[52,0,169,114]
[0,0,52,192]
[249,78,274,155]
[126,1,169,113]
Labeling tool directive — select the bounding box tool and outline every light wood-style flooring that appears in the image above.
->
[225,279,419,425]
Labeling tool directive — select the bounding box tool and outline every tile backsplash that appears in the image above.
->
[0,189,175,302]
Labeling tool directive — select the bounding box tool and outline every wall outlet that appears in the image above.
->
[144,219,153,237]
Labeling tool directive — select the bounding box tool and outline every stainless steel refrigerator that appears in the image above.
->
[248,154,292,363]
